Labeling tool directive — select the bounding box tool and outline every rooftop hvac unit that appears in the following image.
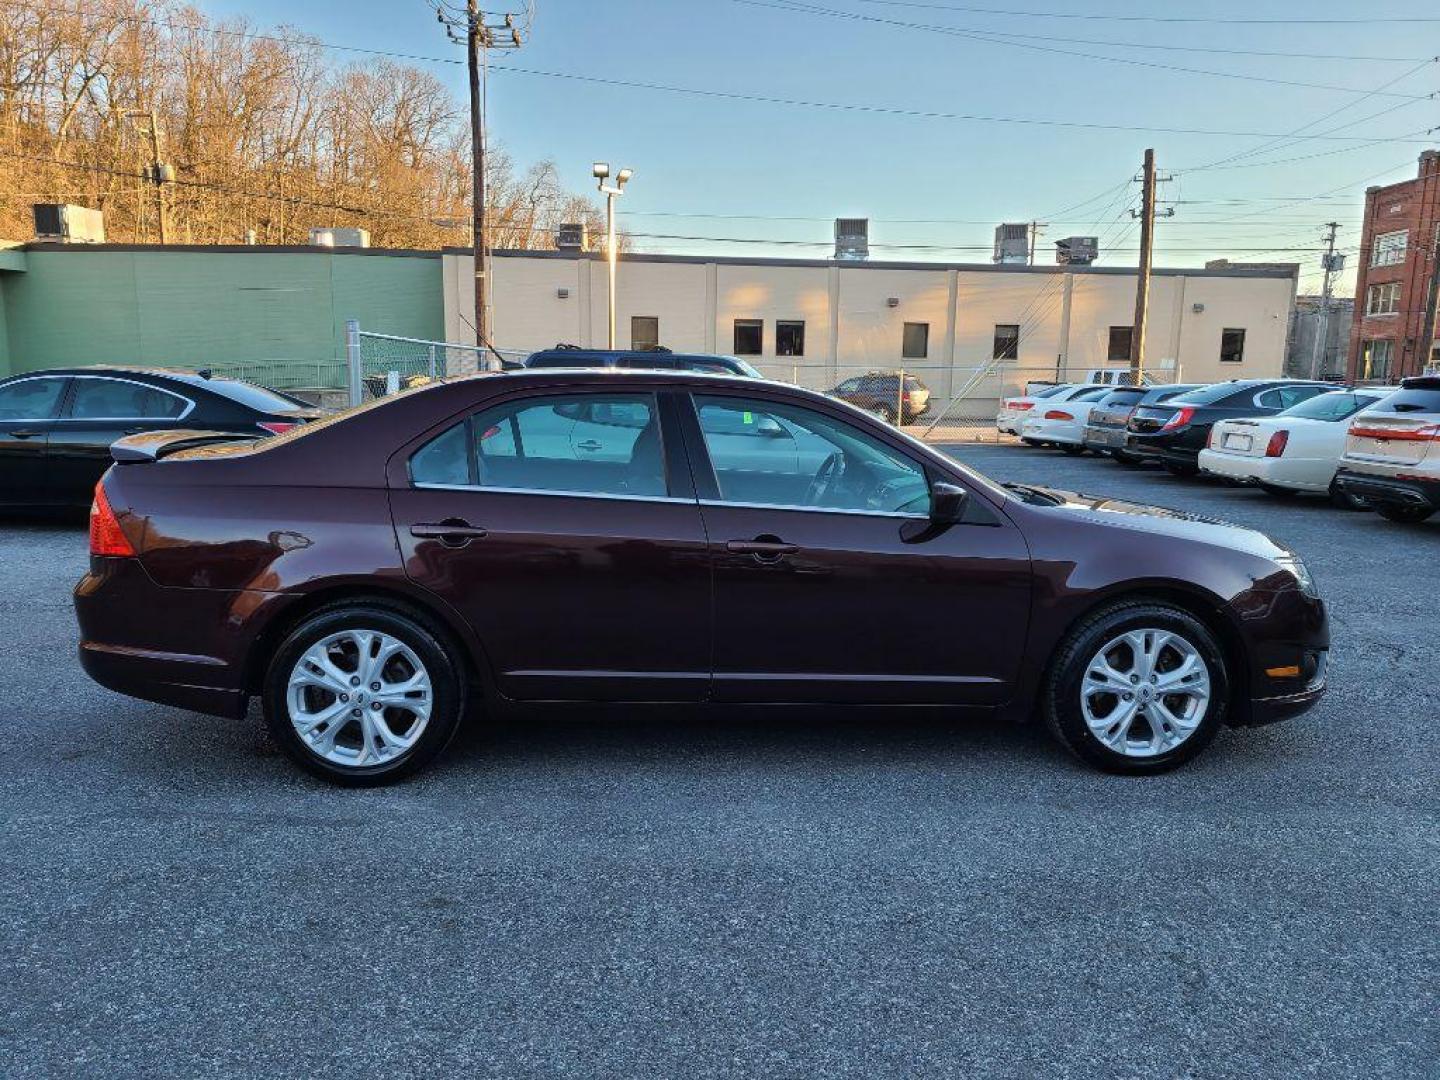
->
[1055,236,1099,265]
[835,218,869,261]
[556,222,589,251]
[993,222,1029,264]
[33,203,106,244]
[309,227,370,248]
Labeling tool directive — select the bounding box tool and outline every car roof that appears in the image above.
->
[6,365,235,389]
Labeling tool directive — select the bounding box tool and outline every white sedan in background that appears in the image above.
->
[1198,386,1397,507]
[1018,384,1116,452]
[996,383,1074,435]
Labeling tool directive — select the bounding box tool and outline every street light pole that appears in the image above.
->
[593,162,633,350]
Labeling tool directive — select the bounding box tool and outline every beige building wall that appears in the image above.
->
[440,251,1296,408]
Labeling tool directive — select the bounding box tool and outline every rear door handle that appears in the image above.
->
[9,430,41,439]
[576,440,602,451]
[410,521,488,547]
[726,538,800,561]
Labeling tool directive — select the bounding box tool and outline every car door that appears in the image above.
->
[680,390,1032,706]
[46,376,193,507]
[0,375,69,507]
[390,387,712,702]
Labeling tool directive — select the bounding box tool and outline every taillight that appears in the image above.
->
[1006,401,1033,411]
[257,421,297,435]
[1160,406,1195,432]
[1265,430,1290,458]
[1350,423,1440,442]
[89,482,136,558]
[1044,410,1074,421]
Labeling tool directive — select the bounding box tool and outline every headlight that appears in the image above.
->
[1276,555,1318,598]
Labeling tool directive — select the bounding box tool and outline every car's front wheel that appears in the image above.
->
[1044,601,1229,774]
[262,603,465,785]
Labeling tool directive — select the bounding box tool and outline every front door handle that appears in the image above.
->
[726,537,800,562]
[575,440,602,452]
[8,430,41,439]
[410,520,488,548]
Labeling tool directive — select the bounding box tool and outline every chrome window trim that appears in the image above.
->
[698,498,926,520]
[411,481,694,506]
[61,374,196,422]
[0,374,71,423]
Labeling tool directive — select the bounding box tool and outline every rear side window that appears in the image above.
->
[1369,386,1440,415]
[1171,383,1248,406]
[0,377,67,420]
[1258,385,1325,410]
[1280,392,1376,422]
[410,393,666,498]
[69,378,187,420]
[202,379,308,413]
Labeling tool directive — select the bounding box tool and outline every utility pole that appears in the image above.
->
[129,110,172,244]
[1129,149,1157,381]
[438,2,526,366]
[1028,220,1046,266]
[1310,222,1341,379]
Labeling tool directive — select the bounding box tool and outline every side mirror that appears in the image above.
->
[552,402,586,421]
[930,481,968,523]
[755,417,787,438]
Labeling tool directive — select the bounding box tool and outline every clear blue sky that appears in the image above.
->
[207,0,1440,295]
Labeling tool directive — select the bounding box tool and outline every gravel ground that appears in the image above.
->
[1,446,1435,1079]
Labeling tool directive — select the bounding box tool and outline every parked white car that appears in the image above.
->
[1334,375,1440,524]
[1018,384,1115,451]
[996,383,1074,435]
[1198,387,1396,507]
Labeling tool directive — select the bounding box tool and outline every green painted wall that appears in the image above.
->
[1,247,443,387]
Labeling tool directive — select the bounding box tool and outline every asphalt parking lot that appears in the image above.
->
[2,445,1435,1079]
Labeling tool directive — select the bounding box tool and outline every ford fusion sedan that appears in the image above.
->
[1199,387,1396,507]
[0,366,325,511]
[75,369,1328,785]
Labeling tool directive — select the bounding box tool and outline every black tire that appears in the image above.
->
[262,602,466,786]
[1020,437,1043,447]
[1258,483,1297,498]
[1164,462,1200,478]
[1374,503,1435,524]
[1060,444,1085,456]
[1110,450,1141,466]
[1328,480,1369,511]
[1043,601,1229,775]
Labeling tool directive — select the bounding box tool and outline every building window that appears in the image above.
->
[733,319,763,355]
[775,320,805,356]
[1371,230,1407,268]
[1365,282,1401,316]
[902,322,930,360]
[1361,339,1393,381]
[1107,326,1133,362]
[1220,328,1246,364]
[992,324,1019,361]
[630,316,659,351]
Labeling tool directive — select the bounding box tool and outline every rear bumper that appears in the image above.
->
[1334,469,1440,509]
[1082,425,1128,451]
[78,640,248,719]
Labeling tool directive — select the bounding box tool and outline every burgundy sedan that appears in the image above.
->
[74,370,1328,784]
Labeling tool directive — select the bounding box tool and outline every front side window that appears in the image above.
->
[776,320,805,356]
[1371,230,1407,268]
[1107,326,1133,362]
[694,393,930,515]
[409,392,666,498]
[1220,328,1246,364]
[0,377,67,420]
[1366,282,1401,316]
[630,316,660,352]
[69,378,187,420]
[992,324,1019,361]
[734,319,763,356]
[903,322,930,360]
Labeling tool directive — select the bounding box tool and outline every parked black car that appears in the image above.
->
[1125,379,1332,476]
[1085,383,1201,463]
[829,371,933,424]
[0,366,326,511]
[523,347,764,378]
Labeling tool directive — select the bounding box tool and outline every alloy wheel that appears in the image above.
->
[1079,628,1212,758]
[285,629,433,768]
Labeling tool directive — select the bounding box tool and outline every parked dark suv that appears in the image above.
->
[1126,379,1332,476]
[524,347,763,378]
[829,371,932,424]
[1084,384,1200,463]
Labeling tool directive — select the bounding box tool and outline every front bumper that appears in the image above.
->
[1334,469,1440,509]
[1236,648,1328,727]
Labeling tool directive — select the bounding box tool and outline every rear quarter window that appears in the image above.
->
[201,379,311,414]
[1370,387,1440,415]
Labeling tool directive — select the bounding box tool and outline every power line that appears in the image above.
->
[739,0,1438,99]
[848,0,1440,25]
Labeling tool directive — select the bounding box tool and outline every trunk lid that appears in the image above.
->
[110,429,263,463]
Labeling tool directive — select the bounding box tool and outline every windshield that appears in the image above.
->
[1280,390,1384,422]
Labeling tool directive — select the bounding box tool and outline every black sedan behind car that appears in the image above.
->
[1125,379,1332,476]
[0,366,326,510]
[1084,383,1201,463]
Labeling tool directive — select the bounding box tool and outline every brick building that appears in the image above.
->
[1347,150,1440,381]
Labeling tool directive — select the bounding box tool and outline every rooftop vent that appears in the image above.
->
[33,203,105,244]
[993,223,1029,265]
[835,218,869,261]
[309,227,369,248]
[1055,236,1098,265]
[556,222,589,251]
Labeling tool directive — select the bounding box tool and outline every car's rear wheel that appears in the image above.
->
[1328,480,1369,511]
[1044,601,1228,774]
[262,603,465,785]
[1165,462,1199,478]
[1374,503,1435,524]
[1111,450,1141,466]
[1258,482,1297,498]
